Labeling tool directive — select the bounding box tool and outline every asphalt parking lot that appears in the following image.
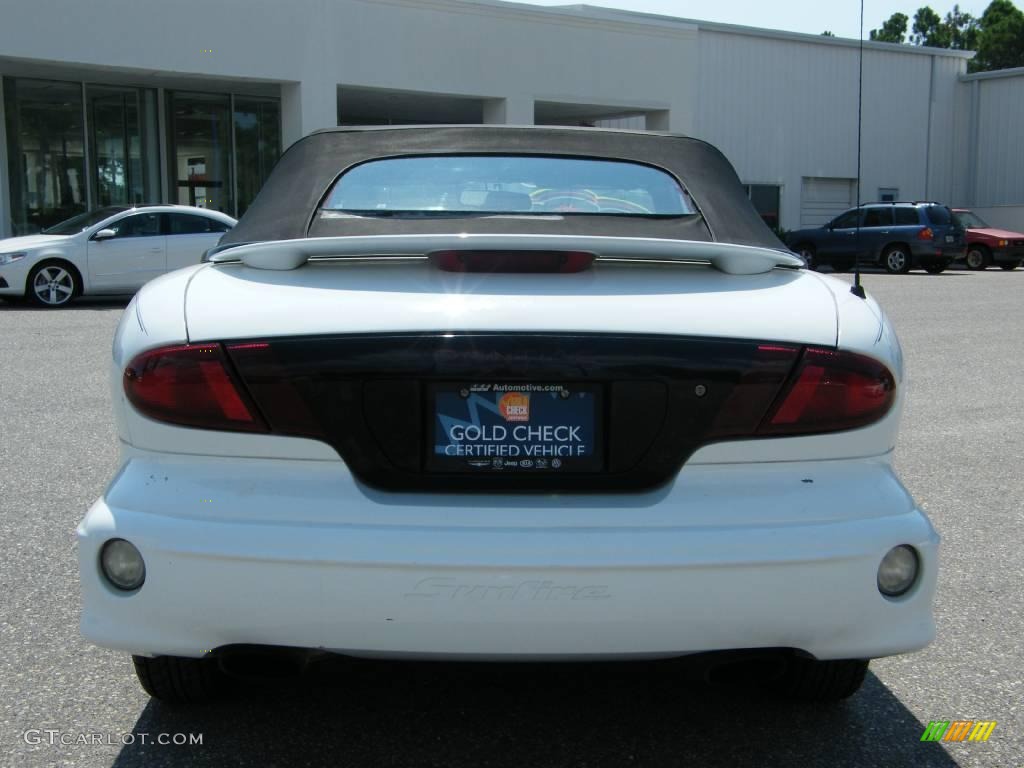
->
[1,268,1021,768]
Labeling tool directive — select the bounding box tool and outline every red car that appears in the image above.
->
[952,209,1024,271]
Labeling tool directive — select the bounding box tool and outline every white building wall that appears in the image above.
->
[694,28,969,230]
[968,69,1024,209]
[0,0,696,145]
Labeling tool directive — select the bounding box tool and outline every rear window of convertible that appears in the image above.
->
[321,155,695,217]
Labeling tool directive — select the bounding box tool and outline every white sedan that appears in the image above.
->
[78,126,937,706]
[0,205,236,307]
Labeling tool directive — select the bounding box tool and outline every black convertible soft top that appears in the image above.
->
[221,125,781,250]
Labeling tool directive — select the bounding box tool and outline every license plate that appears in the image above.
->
[945,235,955,243]
[429,383,602,473]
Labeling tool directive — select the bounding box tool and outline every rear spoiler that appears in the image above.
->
[206,234,803,276]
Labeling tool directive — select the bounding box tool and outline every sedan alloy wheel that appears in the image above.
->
[29,264,77,307]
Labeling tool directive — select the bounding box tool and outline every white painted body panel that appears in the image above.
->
[79,448,937,660]
[183,261,839,348]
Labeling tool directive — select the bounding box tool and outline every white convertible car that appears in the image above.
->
[78,126,937,705]
[0,205,235,307]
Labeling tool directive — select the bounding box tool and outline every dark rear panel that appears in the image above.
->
[225,333,799,493]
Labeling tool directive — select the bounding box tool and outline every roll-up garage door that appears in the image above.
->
[800,177,856,228]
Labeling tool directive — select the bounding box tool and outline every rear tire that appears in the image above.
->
[1000,261,1021,271]
[767,657,869,702]
[132,654,226,706]
[882,245,911,274]
[965,245,990,270]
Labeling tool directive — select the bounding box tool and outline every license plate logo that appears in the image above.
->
[498,391,530,422]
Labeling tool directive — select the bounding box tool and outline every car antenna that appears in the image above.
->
[851,0,867,299]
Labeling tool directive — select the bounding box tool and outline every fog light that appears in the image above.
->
[100,539,146,591]
[877,545,918,597]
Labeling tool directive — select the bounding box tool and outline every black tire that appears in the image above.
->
[794,244,818,271]
[1000,261,1021,271]
[132,654,226,706]
[882,245,911,274]
[767,657,869,702]
[965,245,990,270]
[26,260,81,308]
[924,263,947,274]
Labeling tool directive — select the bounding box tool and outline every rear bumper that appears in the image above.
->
[909,242,962,264]
[78,452,938,662]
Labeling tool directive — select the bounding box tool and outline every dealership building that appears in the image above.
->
[2,0,1023,238]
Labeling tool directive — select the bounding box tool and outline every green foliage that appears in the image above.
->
[870,12,909,42]
[911,6,951,46]
[821,30,835,36]
[871,1,1023,71]
[972,0,1024,70]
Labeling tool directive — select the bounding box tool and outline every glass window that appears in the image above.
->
[323,155,694,216]
[878,187,899,203]
[168,92,233,214]
[744,184,781,229]
[3,78,87,234]
[107,211,161,238]
[42,206,128,235]
[862,207,893,227]
[234,98,281,217]
[926,205,952,225]
[894,208,919,226]
[953,210,988,228]
[87,85,153,207]
[167,212,229,234]
[832,210,861,229]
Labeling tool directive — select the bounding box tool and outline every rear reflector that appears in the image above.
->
[429,250,595,273]
[758,348,896,435]
[123,344,267,432]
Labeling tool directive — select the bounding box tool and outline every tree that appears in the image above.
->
[911,6,953,46]
[821,30,835,36]
[870,12,909,42]
[870,1,1023,70]
[945,4,980,49]
[972,0,1024,70]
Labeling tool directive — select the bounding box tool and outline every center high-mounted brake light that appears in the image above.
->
[123,344,267,432]
[429,250,595,273]
[758,348,896,435]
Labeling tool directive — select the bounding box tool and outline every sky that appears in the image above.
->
[513,0,990,40]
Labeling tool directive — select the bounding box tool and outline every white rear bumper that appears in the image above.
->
[78,452,938,661]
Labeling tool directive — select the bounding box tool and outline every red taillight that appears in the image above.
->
[917,227,934,241]
[758,348,896,435]
[123,344,267,432]
[429,250,595,273]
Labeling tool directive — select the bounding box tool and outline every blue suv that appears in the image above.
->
[785,202,966,274]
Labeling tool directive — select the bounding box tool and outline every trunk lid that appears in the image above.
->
[184,260,837,346]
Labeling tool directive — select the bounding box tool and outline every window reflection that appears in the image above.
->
[4,78,87,234]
